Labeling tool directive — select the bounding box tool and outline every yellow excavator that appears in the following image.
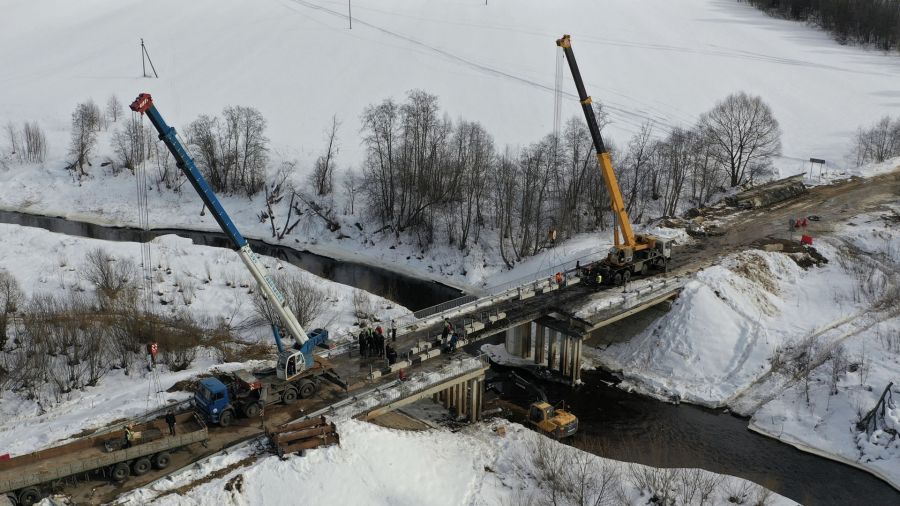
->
[509,371,578,439]
[556,35,672,286]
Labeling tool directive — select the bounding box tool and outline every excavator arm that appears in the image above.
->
[556,35,647,253]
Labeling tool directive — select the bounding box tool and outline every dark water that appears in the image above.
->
[487,364,900,506]
[0,209,462,311]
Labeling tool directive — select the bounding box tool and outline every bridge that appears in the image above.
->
[317,261,685,410]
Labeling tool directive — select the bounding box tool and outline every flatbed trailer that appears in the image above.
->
[0,412,207,506]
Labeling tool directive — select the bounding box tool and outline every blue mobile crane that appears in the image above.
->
[130,93,344,426]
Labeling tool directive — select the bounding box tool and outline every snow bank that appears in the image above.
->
[749,315,900,491]
[117,419,795,506]
[0,224,410,455]
[747,211,900,490]
[804,156,900,186]
[596,239,870,407]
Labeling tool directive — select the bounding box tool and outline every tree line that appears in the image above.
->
[742,0,900,51]
[4,89,787,268]
[358,90,781,267]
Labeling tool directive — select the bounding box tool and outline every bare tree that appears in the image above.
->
[531,435,570,506]
[310,115,340,196]
[222,105,268,196]
[700,92,782,187]
[112,119,151,172]
[106,94,123,124]
[342,168,361,215]
[68,101,101,177]
[828,345,847,395]
[361,90,456,243]
[852,115,900,166]
[81,248,137,302]
[0,270,23,351]
[4,121,20,156]
[252,271,328,329]
[568,436,620,506]
[351,288,373,322]
[187,106,269,195]
[448,120,493,249]
[22,122,47,163]
[794,338,815,405]
[621,121,657,220]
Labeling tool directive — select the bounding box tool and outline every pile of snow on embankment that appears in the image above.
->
[748,212,900,490]
[118,419,794,506]
[597,243,864,407]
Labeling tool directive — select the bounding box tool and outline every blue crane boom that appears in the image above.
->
[130,93,326,378]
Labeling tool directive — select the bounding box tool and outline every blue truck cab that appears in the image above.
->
[194,377,230,425]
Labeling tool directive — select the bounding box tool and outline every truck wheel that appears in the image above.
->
[640,263,649,276]
[17,487,41,506]
[132,457,152,476]
[219,410,234,427]
[282,388,298,404]
[298,379,317,399]
[153,452,171,470]
[244,402,262,418]
[623,270,631,284]
[111,462,130,482]
[613,272,623,286]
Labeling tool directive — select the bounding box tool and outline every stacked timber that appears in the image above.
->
[268,417,339,458]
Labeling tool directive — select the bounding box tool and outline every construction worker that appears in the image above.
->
[374,326,385,357]
[165,411,176,436]
[124,425,135,448]
[441,318,453,344]
[359,328,369,358]
[385,344,398,365]
[448,331,459,353]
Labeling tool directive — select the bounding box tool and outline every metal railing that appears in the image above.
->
[411,250,603,320]
[413,294,478,319]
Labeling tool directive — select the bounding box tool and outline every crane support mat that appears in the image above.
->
[268,417,339,457]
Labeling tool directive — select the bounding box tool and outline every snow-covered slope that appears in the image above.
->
[2,0,898,289]
[117,419,795,506]
[2,0,897,167]
[0,223,409,456]
[592,208,900,488]
[596,211,897,407]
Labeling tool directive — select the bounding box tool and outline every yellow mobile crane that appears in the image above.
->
[556,35,672,286]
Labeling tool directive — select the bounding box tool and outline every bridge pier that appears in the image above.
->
[432,376,484,422]
[504,323,532,359]
[510,320,582,386]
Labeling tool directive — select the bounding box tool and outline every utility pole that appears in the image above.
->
[141,39,159,78]
[348,0,352,29]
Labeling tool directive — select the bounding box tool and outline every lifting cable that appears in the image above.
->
[132,111,164,411]
[540,47,566,278]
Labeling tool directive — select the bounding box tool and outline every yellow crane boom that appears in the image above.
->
[555,34,651,254]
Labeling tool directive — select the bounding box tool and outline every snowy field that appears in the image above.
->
[116,418,795,506]
[0,223,409,456]
[591,208,900,488]
[1,0,900,290]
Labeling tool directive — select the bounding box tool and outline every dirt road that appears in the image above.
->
[673,168,900,272]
